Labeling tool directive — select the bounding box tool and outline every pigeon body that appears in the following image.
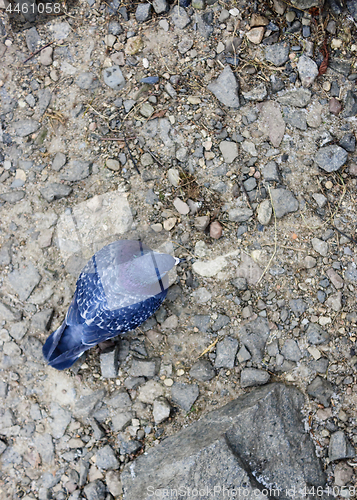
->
[43,240,177,370]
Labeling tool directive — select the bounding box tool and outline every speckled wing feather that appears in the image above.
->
[42,239,176,370]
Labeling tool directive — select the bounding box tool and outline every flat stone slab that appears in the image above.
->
[8,263,41,301]
[121,383,328,500]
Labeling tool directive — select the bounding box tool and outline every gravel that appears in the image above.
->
[1,1,357,497]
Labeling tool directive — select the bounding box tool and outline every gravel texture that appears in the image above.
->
[1,0,357,498]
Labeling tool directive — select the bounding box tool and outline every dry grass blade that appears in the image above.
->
[256,186,277,285]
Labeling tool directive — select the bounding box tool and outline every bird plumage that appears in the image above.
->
[43,240,177,370]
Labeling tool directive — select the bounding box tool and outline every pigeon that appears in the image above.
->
[43,240,178,370]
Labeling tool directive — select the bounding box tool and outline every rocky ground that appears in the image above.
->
[1,0,357,498]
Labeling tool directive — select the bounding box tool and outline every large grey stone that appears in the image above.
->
[8,263,41,301]
[40,183,72,202]
[207,66,240,108]
[121,384,328,500]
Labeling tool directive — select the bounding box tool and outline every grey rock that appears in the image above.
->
[25,27,41,52]
[314,145,348,172]
[100,346,119,378]
[42,471,62,489]
[105,389,132,409]
[96,445,119,470]
[0,381,8,398]
[345,263,357,282]
[261,160,280,181]
[239,317,270,363]
[34,433,54,463]
[171,382,199,411]
[111,412,133,432]
[289,298,307,317]
[297,55,318,87]
[103,66,126,90]
[119,438,142,456]
[228,207,253,222]
[189,359,215,382]
[212,314,230,332]
[325,291,342,312]
[307,376,334,407]
[257,199,272,226]
[1,446,22,466]
[0,302,22,322]
[8,263,41,301]
[329,431,355,461]
[145,188,159,205]
[73,390,106,418]
[240,368,270,388]
[310,358,329,374]
[52,152,67,171]
[265,42,290,66]
[236,345,252,363]
[281,339,302,362]
[219,140,238,163]
[121,384,327,500]
[0,191,25,204]
[50,403,72,439]
[214,336,238,369]
[306,323,330,345]
[135,3,151,22]
[31,309,53,331]
[89,418,105,440]
[13,119,40,137]
[259,100,285,147]
[79,460,90,486]
[289,0,319,7]
[60,160,91,182]
[106,471,123,497]
[339,133,356,152]
[270,188,299,218]
[178,38,193,55]
[153,0,168,14]
[0,243,11,265]
[195,12,214,39]
[0,440,7,455]
[83,480,106,500]
[277,89,311,107]
[153,397,171,424]
[22,336,43,361]
[283,108,307,130]
[40,183,72,202]
[241,83,267,102]
[36,89,52,117]
[76,72,99,90]
[171,6,191,29]
[129,358,158,378]
[329,59,351,76]
[207,66,240,108]
[108,20,123,35]
[232,277,248,291]
[192,315,211,332]
[347,0,357,20]
[342,91,357,118]
[312,238,328,256]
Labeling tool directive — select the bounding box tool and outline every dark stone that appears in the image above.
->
[121,384,328,500]
[307,376,334,407]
